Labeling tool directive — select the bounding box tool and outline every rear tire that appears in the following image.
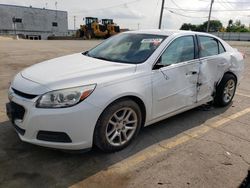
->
[214,74,237,107]
[94,99,142,152]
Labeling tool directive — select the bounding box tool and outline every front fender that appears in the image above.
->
[85,75,152,123]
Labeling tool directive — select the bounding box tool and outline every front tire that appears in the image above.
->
[214,74,237,107]
[94,99,142,152]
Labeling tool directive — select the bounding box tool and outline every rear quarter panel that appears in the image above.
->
[217,38,244,84]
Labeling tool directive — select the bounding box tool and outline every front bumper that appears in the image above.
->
[6,88,102,150]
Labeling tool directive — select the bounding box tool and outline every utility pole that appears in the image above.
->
[206,0,214,32]
[137,23,140,30]
[55,1,58,18]
[248,15,250,30]
[12,17,16,35]
[74,16,76,30]
[158,0,165,29]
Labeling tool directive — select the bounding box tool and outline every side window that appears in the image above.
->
[199,36,219,57]
[218,41,226,54]
[160,36,195,66]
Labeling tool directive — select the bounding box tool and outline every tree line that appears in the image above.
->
[180,20,250,32]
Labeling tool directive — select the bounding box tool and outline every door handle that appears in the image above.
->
[186,71,198,75]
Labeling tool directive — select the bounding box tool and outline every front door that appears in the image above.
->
[152,35,199,119]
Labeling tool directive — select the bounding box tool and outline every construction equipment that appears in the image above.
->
[101,19,120,37]
[76,17,108,39]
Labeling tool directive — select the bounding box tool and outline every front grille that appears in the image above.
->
[12,88,38,99]
[10,102,25,120]
[37,131,72,143]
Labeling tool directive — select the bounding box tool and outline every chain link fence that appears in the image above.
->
[211,32,250,41]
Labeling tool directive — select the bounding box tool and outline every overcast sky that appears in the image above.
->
[0,0,249,30]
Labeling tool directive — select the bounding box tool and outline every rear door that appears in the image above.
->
[197,35,228,102]
[152,35,200,119]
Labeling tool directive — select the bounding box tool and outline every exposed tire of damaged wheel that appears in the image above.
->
[93,99,142,152]
[214,73,237,107]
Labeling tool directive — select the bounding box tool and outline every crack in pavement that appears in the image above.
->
[204,124,250,143]
[192,137,250,166]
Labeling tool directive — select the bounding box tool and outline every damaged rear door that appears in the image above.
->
[152,35,200,119]
[197,35,229,102]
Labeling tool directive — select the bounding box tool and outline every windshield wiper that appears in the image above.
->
[95,57,131,63]
[110,59,132,64]
[83,53,132,64]
[94,56,113,62]
[82,52,111,61]
[82,51,91,57]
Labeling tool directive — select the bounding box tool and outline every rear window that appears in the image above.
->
[199,36,226,58]
[218,41,226,53]
[199,36,218,57]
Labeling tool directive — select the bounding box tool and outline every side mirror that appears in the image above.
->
[153,57,164,70]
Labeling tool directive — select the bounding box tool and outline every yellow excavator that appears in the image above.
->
[101,19,120,37]
[76,17,108,39]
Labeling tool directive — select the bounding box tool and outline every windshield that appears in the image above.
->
[85,33,167,64]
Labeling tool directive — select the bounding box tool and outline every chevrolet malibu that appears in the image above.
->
[6,30,244,152]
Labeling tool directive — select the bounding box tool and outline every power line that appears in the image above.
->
[216,0,232,10]
[220,0,234,9]
[170,0,183,10]
[92,0,141,11]
[168,10,208,18]
[164,7,250,12]
[215,1,250,18]
[169,0,210,18]
[70,0,141,13]
[225,0,250,3]
[199,0,250,4]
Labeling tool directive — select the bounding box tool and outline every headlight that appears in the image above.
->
[36,84,96,108]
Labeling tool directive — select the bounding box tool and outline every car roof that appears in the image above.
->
[125,29,216,38]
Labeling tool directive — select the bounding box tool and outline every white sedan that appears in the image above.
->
[6,30,244,152]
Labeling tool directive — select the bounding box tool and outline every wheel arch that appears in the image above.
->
[224,71,237,83]
[92,95,147,149]
[214,71,238,107]
[96,95,147,130]
[124,95,147,128]
[217,71,238,88]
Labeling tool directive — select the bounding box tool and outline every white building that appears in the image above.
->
[0,4,68,39]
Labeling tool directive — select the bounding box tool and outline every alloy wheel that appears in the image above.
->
[105,107,138,146]
[223,79,236,103]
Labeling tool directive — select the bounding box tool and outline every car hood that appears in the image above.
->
[21,53,136,90]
